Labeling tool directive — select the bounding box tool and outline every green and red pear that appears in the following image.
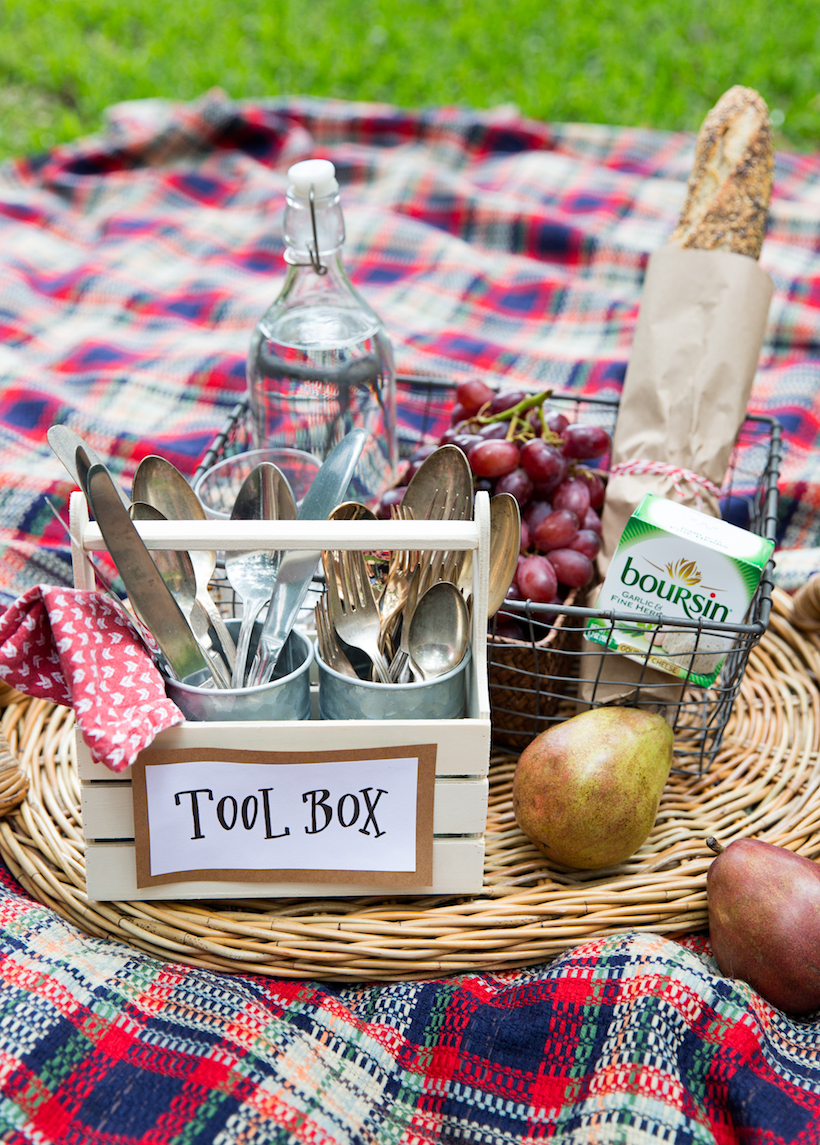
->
[512,706,673,870]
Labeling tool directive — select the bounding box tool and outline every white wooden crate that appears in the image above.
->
[71,488,493,900]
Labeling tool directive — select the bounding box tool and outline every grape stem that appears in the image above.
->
[481,390,552,424]
[475,389,562,446]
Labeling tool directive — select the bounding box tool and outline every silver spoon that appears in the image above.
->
[130,501,230,689]
[407,580,470,682]
[226,463,297,688]
[132,454,237,672]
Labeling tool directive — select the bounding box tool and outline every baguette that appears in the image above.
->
[670,85,774,260]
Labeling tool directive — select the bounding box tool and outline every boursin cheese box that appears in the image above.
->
[586,494,774,688]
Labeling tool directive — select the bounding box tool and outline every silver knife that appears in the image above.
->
[247,428,368,686]
[46,424,131,508]
[45,494,176,680]
[85,463,214,684]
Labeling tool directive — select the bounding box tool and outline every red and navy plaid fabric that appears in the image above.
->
[0,864,817,1144]
[1,89,819,606]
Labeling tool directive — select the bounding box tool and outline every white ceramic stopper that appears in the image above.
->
[287,159,339,199]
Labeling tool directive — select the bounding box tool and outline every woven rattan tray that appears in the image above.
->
[1,587,818,982]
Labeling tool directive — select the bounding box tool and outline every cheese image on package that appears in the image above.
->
[586,494,774,687]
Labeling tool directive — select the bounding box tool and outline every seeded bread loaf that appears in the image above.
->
[670,85,774,259]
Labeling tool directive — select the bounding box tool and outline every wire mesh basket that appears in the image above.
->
[198,376,782,776]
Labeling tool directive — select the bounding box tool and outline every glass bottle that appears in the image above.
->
[247,159,397,505]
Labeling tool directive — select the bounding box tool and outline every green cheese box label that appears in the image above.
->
[585,494,774,687]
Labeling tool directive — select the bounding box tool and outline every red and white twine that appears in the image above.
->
[608,458,722,511]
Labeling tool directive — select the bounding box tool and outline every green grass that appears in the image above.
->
[1,0,819,160]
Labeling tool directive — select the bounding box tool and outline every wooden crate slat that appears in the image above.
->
[85,836,486,900]
[77,721,491,781]
[82,775,489,840]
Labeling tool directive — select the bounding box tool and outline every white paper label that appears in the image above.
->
[142,756,419,878]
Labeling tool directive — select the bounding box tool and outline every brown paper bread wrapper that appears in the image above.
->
[581,245,773,712]
[600,245,773,571]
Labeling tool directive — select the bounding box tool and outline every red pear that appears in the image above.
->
[707,837,820,1015]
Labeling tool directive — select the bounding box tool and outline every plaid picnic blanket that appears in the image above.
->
[1,88,819,607]
[0,862,818,1145]
[2,92,820,1143]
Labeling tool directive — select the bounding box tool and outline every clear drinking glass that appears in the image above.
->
[193,447,321,520]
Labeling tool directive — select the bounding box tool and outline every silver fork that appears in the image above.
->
[315,596,358,679]
[326,550,392,684]
[388,562,424,682]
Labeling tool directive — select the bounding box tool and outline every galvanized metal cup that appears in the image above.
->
[316,643,470,721]
[164,621,313,721]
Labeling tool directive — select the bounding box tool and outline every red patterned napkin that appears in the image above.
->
[0,586,184,772]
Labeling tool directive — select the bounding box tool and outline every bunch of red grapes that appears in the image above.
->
[378,380,611,606]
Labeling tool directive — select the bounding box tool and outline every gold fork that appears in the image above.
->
[315,596,358,679]
[378,503,418,651]
[387,549,461,681]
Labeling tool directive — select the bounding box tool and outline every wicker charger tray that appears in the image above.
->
[0,587,818,982]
